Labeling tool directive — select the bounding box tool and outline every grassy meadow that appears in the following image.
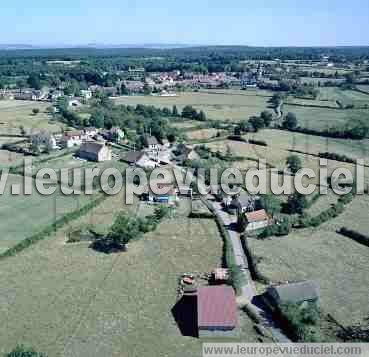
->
[0,100,63,135]
[113,90,273,122]
[0,193,263,357]
[0,174,93,253]
[248,195,369,326]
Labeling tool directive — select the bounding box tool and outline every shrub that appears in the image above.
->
[6,345,47,357]
[279,302,321,342]
[286,154,302,174]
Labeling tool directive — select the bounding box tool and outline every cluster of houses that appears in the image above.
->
[29,126,124,162]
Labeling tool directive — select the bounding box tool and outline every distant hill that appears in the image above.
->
[0,43,194,50]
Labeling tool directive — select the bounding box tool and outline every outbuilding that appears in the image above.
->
[197,286,237,336]
[78,142,112,162]
[266,280,320,307]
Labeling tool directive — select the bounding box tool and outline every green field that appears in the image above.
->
[0,100,63,135]
[0,194,262,357]
[248,195,369,326]
[0,174,94,253]
[318,87,369,108]
[113,90,273,122]
[250,129,369,164]
[283,104,369,131]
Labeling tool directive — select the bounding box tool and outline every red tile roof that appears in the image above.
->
[197,286,237,329]
[245,209,269,223]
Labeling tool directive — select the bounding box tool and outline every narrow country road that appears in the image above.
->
[209,199,291,343]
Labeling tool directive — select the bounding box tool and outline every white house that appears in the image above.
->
[80,89,92,100]
[61,130,84,148]
[244,209,270,232]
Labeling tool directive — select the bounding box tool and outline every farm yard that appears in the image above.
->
[0,100,63,135]
[0,194,261,357]
[113,90,273,122]
[247,195,369,326]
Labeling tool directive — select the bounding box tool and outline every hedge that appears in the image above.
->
[201,198,244,294]
[0,194,108,260]
[248,139,268,147]
[338,227,369,247]
[240,234,270,284]
[296,193,354,229]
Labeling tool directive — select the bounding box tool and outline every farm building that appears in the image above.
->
[121,151,158,169]
[197,286,237,337]
[244,209,270,232]
[78,142,112,162]
[266,281,320,307]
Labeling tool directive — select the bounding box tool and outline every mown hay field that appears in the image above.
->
[113,90,272,122]
[0,193,260,357]
[0,100,63,134]
[248,195,369,326]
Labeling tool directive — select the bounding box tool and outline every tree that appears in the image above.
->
[249,116,265,132]
[172,105,179,117]
[154,205,171,220]
[143,83,151,95]
[105,213,141,250]
[282,112,298,130]
[237,211,247,232]
[182,105,197,119]
[27,74,42,90]
[32,108,40,115]
[6,345,47,357]
[260,110,273,127]
[286,155,302,174]
[260,194,282,216]
[120,83,129,95]
[287,193,308,214]
[89,111,104,128]
[19,125,26,136]
[196,110,207,121]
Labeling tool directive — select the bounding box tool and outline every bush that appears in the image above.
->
[258,218,291,239]
[279,302,321,342]
[286,154,302,174]
[286,193,308,214]
[318,152,356,164]
[6,346,47,357]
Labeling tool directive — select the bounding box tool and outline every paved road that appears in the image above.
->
[209,200,291,343]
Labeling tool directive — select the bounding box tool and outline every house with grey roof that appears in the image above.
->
[266,280,320,307]
[78,142,112,162]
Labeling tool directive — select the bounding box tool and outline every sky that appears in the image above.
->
[1,0,369,47]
